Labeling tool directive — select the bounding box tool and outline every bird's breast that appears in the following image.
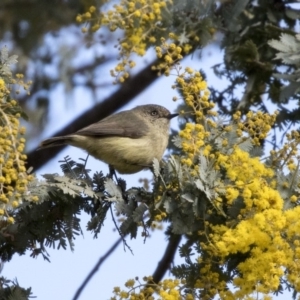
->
[70,134,168,174]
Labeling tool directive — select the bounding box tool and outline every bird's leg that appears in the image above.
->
[109,165,118,180]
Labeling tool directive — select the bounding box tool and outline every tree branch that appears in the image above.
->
[152,233,182,283]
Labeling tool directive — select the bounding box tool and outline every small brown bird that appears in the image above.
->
[39,104,178,174]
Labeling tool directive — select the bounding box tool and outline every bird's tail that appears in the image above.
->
[38,136,73,149]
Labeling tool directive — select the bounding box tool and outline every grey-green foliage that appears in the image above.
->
[154,155,211,235]
[160,124,244,234]
[0,47,18,82]
[0,278,33,300]
[171,0,221,47]
[190,0,300,137]
[104,178,123,202]
[24,173,100,205]
[152,157,161,178]
[268,159,300,211]
[2,155,154,265]
[0,47,27,122]
[269,34,300,66]
[268,33,300,102]
[0,157,95,262]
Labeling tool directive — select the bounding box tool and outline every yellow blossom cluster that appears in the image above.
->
[153,39,183,76]
[270,130,300,173]
[111,277,191,300]
[76,1,172,82]
[104,0,169,82]
[76,2,200,83]
[76,5,98,32]
[233,110,278,146]
[170,63,300,298]
[216,147,280,210]
[13,73,32,95]
[188,145,300,298]
[153,211,167,221]
[152,37,194,76]
[193,261,227,299]
[179,123,210,169]
[175,69,213,115]
[178,105,277,172]
[0,77,35,224]
[207,206,300,298]
[170,66,214,170]
[152,179,180,225]
[197,147,291,298]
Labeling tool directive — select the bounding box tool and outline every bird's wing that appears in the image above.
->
[75,110,149,138]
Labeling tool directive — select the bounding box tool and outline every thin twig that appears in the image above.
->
[109,205,133,254]
[72,237,123,300]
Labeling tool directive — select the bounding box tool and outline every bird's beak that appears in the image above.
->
[168,113,179,120]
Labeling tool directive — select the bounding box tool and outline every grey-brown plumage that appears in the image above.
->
[39,104,178,174]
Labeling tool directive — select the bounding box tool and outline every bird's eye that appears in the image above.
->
[150,110,158,116]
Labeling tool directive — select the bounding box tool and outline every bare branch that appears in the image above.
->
[152,233,182,283]
[72,237,123,300]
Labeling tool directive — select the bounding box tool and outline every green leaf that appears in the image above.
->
[269,34,300,65]
[0,47,18,81]
[172,136,182,148]
[132,203,148,223]
[181,193,195,203]
[152,158,161,178]
[104,178,123,202]
[285,8,300,20]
